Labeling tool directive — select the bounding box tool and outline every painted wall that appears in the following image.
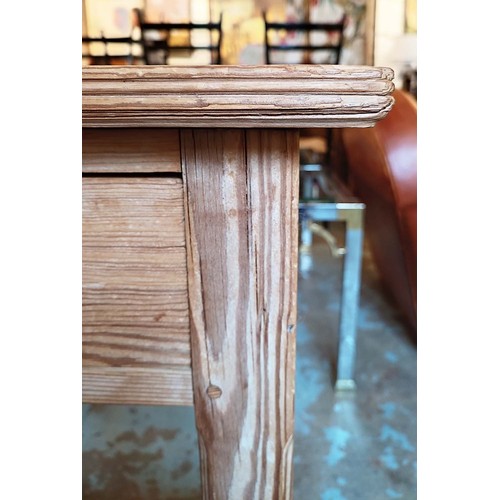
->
[374,0,417,88]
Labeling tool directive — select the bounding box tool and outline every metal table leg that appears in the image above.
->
[298,201,365,391]
[299,165,321,274]
[335,205,364,390]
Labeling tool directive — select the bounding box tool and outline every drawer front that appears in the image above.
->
[82,176,193,405]
[82,129,181,173]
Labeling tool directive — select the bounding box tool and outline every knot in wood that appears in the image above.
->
[207,385,222,399]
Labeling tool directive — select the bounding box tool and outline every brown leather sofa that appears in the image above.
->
[341,90,417,335]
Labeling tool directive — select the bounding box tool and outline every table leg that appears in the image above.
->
[181,129,299,499]
[336,206,364,390]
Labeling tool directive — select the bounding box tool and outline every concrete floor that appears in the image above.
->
[83,231,417,499]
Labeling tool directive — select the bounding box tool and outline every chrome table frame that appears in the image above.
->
[299,163,365,390]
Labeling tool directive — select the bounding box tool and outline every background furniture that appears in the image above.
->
[342,89,417,334]
[298,164,365,390]
[82,10,223,66]
[137,10,223,64]
[263,11,346,64]
[82,35,142,65]
[402,67,417,99]
[82,65,394,498]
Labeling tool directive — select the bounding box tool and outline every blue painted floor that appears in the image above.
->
[83,236,417,499]
[293,238,417,500]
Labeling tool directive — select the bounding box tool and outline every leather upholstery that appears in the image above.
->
[341,90,417,334]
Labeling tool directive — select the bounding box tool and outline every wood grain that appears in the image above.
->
[81,65,395,495]
[83,366,193,406]
[82,177,193,405]
[181,129,299,499]
[83,128,181,173]
[82,65,395,128]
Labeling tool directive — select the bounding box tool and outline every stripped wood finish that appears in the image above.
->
[82,177,192,405]
[82,128,181,173]
[83,366,193,406]
[181,129,299,499]
[82,65,394,128]
[81,64,395,497]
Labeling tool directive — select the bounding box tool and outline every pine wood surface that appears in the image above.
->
[81,64,395,497]
[181,129,299,499]
[83,128,181,173]
[83,65,394,128]
[83,366,193,406]
[82,177,192,405]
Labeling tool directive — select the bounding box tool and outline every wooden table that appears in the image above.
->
[82,65,394,499]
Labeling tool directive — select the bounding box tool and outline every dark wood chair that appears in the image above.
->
[263,11,346,64]
[137,11,223,65]
[82,34,142,65]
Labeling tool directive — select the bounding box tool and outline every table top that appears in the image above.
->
[82,64,394,129]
